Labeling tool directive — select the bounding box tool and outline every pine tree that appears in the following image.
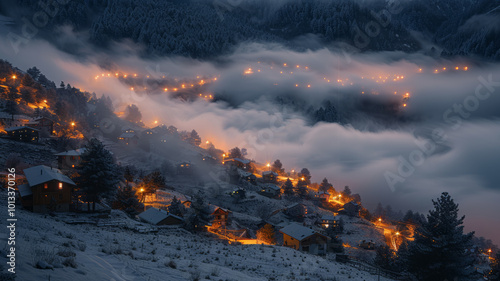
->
[271,159,284,175]
[406,192,475,280]
[113,184,143,216]
[319,178,332,194]
[191,191,210,222]
[282,178,294,197]
[374,245,397,271]
[298,168,311,185]
[228,147,242,159]
[141,170,166,194]
[188,129,201,146]
[257,224,276,245]
[76,138,120,212]
[296,180,308,198]
[342,185,351,196]
[124,166,134,184]
[168,196,183,217]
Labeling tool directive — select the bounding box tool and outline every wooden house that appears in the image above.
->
[317,215,339,229]
[138,207,184,225]
[118,130,139,146]
[26,117,55,135]
[17,165,75,213]
[238,170,256,184]
[259,183,281,198]
[54,148,86,170]
[176,161,192,175]
[280,223,328,255]
[211,207,231,228]
[342,201,360,217]
[285,203,308,221]
[262,171,278,183]
[5,126,39,142]
[223,158,250,170]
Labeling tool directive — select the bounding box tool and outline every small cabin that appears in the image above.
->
[26,117,55,135]
[318,192,330,202]
[317,215,339,229]
[342,201,360,217]
[285,203,308,220]
[176,162,192,175]
[211,207,231,227]
[259,184,281,198]
[202,155,217,164]
[18,165,75,213]
[54,148,86,170]
[262,171,278,183]
[118,131,139,146]
[6,126,39,142]
[223,158,250,170]
[239,170,257,185]
[280,223,328,255]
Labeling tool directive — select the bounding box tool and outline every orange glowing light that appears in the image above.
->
[222,154,225,157]
[307,85,311,88]
[134,74,137,77]
[154,120,158,124]
[140,188,144,192]
[214,77,217,81]
[283,63,287,67]
[378,218,382,222]
[301,177,305,181]
[266,163,270,167]
[295,84,299,87]
[12,75,16,79]
[455,67,459,70]
[396,232,400,236]
[71,122,75,126]
[164,88,168,91]
[130,87,134,91]
[124,75,128,78]
[181,84,186,88]
[464,67,468,71]
[43,100,47,103]
[403,104,407,107]
[296,65,300,68]
[443,67,446,71]
[173,88,178,91]
[418,68,422,72]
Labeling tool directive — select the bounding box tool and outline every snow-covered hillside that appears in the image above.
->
[0,189,395,281]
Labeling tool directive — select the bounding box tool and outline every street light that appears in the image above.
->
[12,75,16,79]
[396,232,400,236]
[378,218,382,222]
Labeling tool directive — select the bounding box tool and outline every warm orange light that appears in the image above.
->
[296,65,300,68]
[295,84,299,87]
[12,75,16,79]
[455,67,459,70]
[403,104,407,107]
[301,177,305,181]
[154,120,158,124]
[307,85,311,88]
[43,100,47,103]
[378,218,382,222]
[396,232,400,236]
[266,163,270,167]
[464,66,468,71]
[283,63,287,67]
[488,249,492,253]
[206,140,210,144]
[71,122,75,126]
[130,87,134,91]
[164,88,168,91]
[222,154,225,157]
[140,188,144,192]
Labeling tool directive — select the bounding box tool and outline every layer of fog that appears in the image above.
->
[1,36,499,243]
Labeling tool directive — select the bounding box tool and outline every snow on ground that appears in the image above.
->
[0,189,395,281]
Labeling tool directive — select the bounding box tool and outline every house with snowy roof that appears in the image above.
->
[223,158,250,170]
[280,223,328,255]
[18,165,75,213]
[259,183,281,198]
[5,126,39,142]
[54,148,87,170]
[262,171,278,183]
[138,207,184,225]
[26,116,55,135]
[118,129,139,146]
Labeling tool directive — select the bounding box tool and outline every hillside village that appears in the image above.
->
[1,59,498,281]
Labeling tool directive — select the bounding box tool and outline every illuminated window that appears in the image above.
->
[59,182,63,189]
[44,183,48,189]
[72,165,75,168]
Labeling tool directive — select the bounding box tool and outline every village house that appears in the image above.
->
[141,128,156,138]
[262,171,278,183]
[118,129,139,146]
[202,155,217,164]
[280,223,329,255]
[17,165,75,213]
[285,203,308,221]
[176,161,192,175]
[317,215,339,229]
[238,170,257,185]
[211,207,231,228]
[54,148,86,170]
[5,126,39,142]
[138,207,184,225]
[26,116,55,135]
[318,192,330,202]
[223,158,250,170]
[342,201,360,217]
[259,183,281,198]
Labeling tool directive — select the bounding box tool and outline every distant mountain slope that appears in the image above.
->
[1,0,499,60]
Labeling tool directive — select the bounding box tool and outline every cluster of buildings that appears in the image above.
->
[1,115,55,142]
